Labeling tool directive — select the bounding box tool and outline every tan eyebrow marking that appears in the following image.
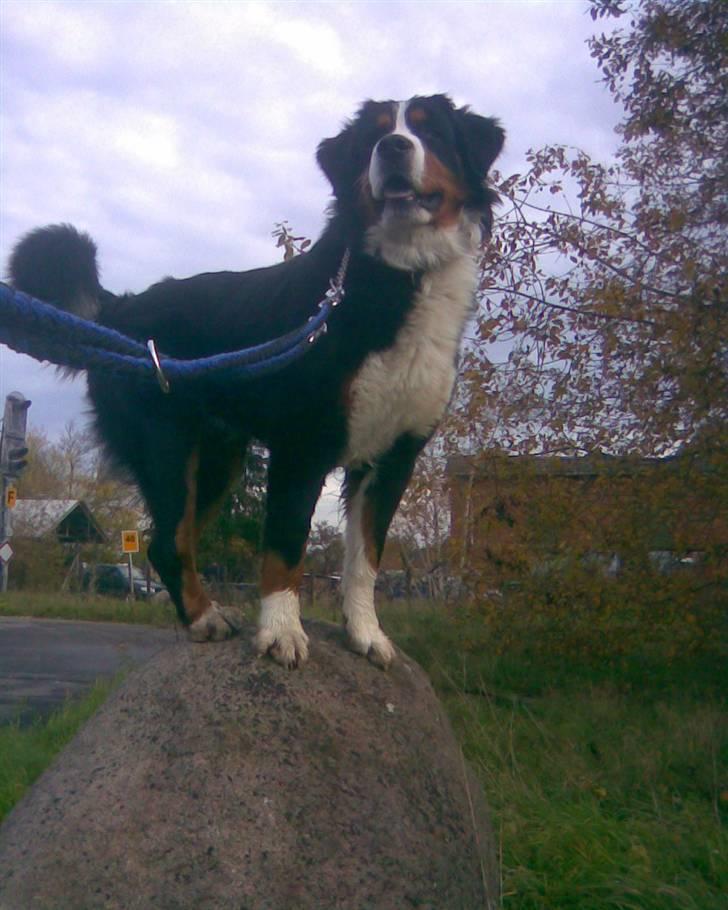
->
[408,106,427,125]
[376,111,393,130]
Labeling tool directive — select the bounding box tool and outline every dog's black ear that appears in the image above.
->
[456,109,505,179]
[316,126,355,197]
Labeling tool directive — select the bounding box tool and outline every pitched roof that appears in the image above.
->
[12,499,107,543]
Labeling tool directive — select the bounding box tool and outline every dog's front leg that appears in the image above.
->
[342,435,425,668]
[254,452,327,668]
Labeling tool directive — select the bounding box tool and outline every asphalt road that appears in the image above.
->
[0,617,178,726]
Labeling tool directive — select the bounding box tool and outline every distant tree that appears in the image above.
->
[19,422,97,500]
[390,449,452,597]
[197,445,267,581]
[388,0,727,609]
[435,0,728,630]
[17,424,144,556]
[18,429,66,499]
[456,0,727,457]
[306,521,344,576]
[56,420,96,498]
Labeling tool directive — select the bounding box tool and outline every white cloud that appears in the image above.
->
[3,0,114,73]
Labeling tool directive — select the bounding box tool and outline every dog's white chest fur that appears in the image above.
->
[344,254,476,466]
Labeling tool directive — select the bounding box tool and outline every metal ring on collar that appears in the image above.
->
[147,339,171,393]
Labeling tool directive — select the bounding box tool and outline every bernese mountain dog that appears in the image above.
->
[9,94,504,668]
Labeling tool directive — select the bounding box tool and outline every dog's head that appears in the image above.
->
[317,95,504,270]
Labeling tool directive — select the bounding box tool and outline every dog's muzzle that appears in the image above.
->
[369,134,442,215]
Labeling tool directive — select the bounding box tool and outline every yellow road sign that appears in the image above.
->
[121,530,140,553]
[5,486,17,509]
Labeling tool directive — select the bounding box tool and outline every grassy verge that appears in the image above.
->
[0,590,177,627]
[1,593,725,908]
[449,683,726,909]
[0,592,172,824]
[365,601,728,910]
[0,678,117,822]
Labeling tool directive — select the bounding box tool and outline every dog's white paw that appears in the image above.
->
[346,622,396,669]
[187,602,238,642]
[255,591,309,669]
[255,624,309,669]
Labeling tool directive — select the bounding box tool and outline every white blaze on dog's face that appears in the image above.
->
[317,94,505,271]
[367,101,428,222]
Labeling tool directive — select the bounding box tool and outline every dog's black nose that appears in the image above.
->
[376,133,415,162]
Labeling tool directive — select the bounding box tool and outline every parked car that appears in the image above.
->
[83,563,166,600]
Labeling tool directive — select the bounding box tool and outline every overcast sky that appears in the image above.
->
[0,0,620,520]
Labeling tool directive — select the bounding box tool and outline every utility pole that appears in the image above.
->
[0,392,31,592]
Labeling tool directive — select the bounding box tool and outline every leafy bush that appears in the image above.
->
[6,539,67,591]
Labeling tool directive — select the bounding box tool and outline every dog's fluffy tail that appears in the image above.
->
[8,223,102,320]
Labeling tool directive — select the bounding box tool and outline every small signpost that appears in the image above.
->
[121,530,140,554]
[121,530,140,599]
[5,485,17,509]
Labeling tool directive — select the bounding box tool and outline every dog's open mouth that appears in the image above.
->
[380,176,443,213]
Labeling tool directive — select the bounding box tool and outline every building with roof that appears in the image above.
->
[446,452,725,585]
[12,499,107,544]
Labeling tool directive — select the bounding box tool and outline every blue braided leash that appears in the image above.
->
[0,249,350,392]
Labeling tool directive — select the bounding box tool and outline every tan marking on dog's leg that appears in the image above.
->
[176,450,234,642]
[361,496,380,569]
[255,552,309,668]
[260,551,305,597]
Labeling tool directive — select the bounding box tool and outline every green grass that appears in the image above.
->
[366,601,728,910]
[0,677,118,822]
[1,592,725,907]
[450,683,726,909]
[0,589,178,627]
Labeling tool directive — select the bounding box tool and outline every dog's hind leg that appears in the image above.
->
[254,450,328,668]
[194,435,247,534]
[188,433,249,636]
[342,434,425,668]
[143,434,237,642]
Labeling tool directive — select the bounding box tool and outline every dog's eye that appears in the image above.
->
[368,112,394,142]
[416,119,452,147]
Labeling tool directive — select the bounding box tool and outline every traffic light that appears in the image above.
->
[5,445,29,476]
[1,392,31,479]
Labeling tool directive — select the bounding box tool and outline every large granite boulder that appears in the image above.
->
[0,620,498,909]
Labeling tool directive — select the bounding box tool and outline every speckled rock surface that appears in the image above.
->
[0,620,498,910]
